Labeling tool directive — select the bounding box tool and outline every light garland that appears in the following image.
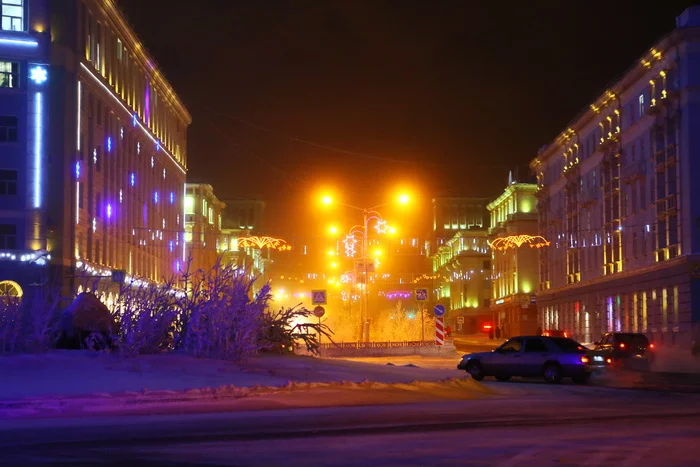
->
[489,235,551,251]
[237,236,292,251]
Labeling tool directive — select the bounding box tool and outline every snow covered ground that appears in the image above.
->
[0,350,501,419]
[0,350,469,400]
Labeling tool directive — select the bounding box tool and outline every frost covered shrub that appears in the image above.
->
[259,304,334,355]
[0,288,61,354]
[178,261,269,361]
[111,279,182,356]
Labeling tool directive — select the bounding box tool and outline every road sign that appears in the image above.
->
[415,288,428,301]
[313,306,325,318]
[311,290,327,305]
[457,316,464,324]
[433,304,446,317]
[530,294,537,304]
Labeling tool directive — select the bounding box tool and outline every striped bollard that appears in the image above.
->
[435,317,445,346]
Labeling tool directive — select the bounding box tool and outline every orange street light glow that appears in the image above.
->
[329,226,339,235]
[321,195,333,205]
[398,193,410,204]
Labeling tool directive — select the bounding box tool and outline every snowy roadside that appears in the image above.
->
[0,350,497,419]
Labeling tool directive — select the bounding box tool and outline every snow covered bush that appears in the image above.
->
[178,260,269,361]
[259,304,334,355]
[0,288,61,354]
[111,279,182,356]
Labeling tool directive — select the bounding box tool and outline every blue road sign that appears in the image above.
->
[433,304,446,317]
[311,290,327,305]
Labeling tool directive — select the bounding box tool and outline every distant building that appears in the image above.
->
[428,197,492,333]
[0,0,191,302]
[487,180,539,338]
[530,6,700,346]
[430,197,490,253]
[221,198,265,233]
[184,183,224,274]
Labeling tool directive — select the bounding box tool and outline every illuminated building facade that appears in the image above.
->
[531,6,700,346]
[0,0,191,298]
[184,183,224,274]
[428,197,491,333]
[487,180,539,338]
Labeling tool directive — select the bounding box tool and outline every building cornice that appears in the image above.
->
[98,0,192,124]
[486,183,537,211]
[530,27,699,171]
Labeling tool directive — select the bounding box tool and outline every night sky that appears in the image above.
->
[118,0,696,238]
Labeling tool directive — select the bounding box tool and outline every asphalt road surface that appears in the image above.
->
[2,385,699,466]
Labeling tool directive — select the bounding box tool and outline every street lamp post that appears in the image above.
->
[322,193,411,343]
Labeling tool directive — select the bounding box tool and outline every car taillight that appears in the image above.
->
[619,342,626,348]
[649,343,655,349]
[581,355,590,364]
[563,332,568,338]
[606,358,612,364]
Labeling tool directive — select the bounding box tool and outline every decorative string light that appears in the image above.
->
[489,235,551,251]
[237,236,292,251]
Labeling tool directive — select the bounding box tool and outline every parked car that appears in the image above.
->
[587,332,655,371]
[457,335,591,384]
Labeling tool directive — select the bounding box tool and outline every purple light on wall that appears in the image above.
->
[154,191,159,204]
[144,83,151,123]
[107,203,113,219]
[175,260,181,272]
[169,240,174,252]
[143,203,148,226]
[130,173,135,186]
[107,137,112,152]
[169,192,175,204]
[75,161,80,178]
[132,113,137,127]
[156,142,161,152]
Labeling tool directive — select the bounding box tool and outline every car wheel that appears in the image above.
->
[495,375,511,382]
[543,363,562,384]
[571,373,590,384]
[466,361,484,381]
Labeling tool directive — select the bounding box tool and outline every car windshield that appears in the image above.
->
[616,333,650,346]
[549,337,586,352]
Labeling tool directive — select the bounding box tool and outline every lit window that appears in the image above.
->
[0,61,19,88]
[162,168,166,180]
[151,155,154,168]
[184,231,192,242]
[208,207,213,224]
[0,116,18,142]
[184,195,195,214]
[1,0,24,31]
[638,94,645,117]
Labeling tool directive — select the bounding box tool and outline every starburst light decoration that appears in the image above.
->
[237,236,291,251]
[343,234,358,257]
[374,219,388,234]
[489,235,550,251]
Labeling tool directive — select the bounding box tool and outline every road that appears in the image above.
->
[2,384,699,466]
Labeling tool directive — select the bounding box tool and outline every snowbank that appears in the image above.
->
[0,350,468,400]
[0,350,499,419]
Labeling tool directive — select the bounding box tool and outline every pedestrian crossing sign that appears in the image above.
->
[311,290,327,305]
[415,288,428,301]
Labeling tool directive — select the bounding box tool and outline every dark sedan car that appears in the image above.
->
[587,332,655,371]
[457,335,591,384]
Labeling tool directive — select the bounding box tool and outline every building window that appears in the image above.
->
[0,223,17,249]
[1,0,24,31]
[0,116,18,142]
[638,94,645,118]
[0,61,19,88]
[0,169,17,195]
